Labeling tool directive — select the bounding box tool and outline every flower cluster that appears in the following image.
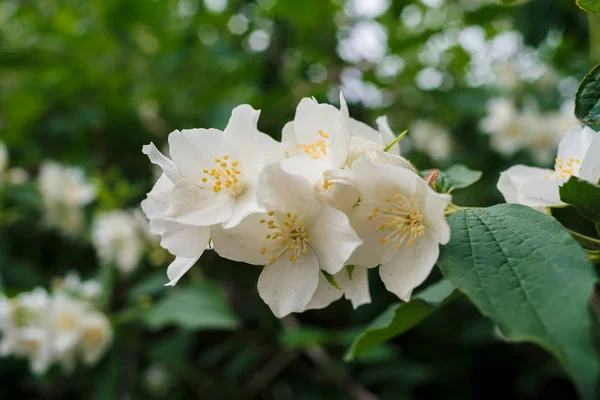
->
[142,94,451,318]
[498,125,600,209]
[480,98,577,164]
[37,161,97,237]
[91,209,154,274]
[0,273,112,374]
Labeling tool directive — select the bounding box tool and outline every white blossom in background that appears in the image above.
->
[347,158,451,300]
[0,276,112,374]
[92,210,144,274]
[37,161,97,237]
[498,125,600,208]
[0,141,29,185]
[481,97,579,164]
[409,119,453,162]
[143,364,173,396]
[0,140,7,178]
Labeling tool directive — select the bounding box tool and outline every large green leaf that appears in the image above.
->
[560,176,600,222]
[144,282,239,330]
[577,0,600,15]
[438,204,599,399]
[576,64,600,124]
[345,280,458,360]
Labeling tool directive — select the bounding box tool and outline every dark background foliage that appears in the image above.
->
[0,0,595,398]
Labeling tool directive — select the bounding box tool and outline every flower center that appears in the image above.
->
[259,211,312,263]
[368,193,425,248]
[295,130,331,160]
[201,155,244,195]
[545,157,581,180]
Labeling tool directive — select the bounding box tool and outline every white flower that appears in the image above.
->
[78,312,112,365]
[0,140,7,177]
[409,119,453,162]
[346,158,451,301]
[18,327,53,374]
[498,125,600,208]
[141,172,210,285]
[212,162,362,318]
[7,167,29,185]
[0,295,17,356]
[50,293,85,355]
[37,161,97,236]
[144,104,283,230]
[91,210,144,274]
[480,98,525,156]
[305,265,371,310]
[281,93,351,170]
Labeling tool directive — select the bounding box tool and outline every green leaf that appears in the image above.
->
[559,176,600,222]
[144,283,239,331]
[596,221,600,236]
[438,204,599,400]
[345,280,458,360]
[577,0,600,15]
[423,164,482,193]
[576,64,600,124]
[322,270,342,290]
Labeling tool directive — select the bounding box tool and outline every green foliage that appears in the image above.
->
[576,64,600,124]
[576,0,600,15]
[438,204,600,400]
[345,279,458,360]
[560,176,600,222]
[423,164,483,193]
[144,283,239,330]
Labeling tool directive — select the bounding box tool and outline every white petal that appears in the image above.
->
[279,156,330,184]
[497,165,549,204]
[257,248,320,318]
[142,143,179,183]
[168,128,223,184]
[556,125,597,162]
[337,265,371,309]
[168,179,235,226]
[580,132,600,184]
[256,161,321,221]
[352,156,419,200]
[160,222,210,258]
[165,256,201,286]
[316,168,360,212]
[141,174,174,234]
[376,115,401,155]
[347,136,382,166]
[519,178,565,207]
[281,121,298,157]
[366,149,415,171]
[379,233,439,301]
[223,105,282,178]
[211,213,276,265]
[350,118,383,145]
[309,206,362,274]
[347,203,399,267]
[223,104,260,144]
[223,186,263,229]
[304,271,344,311]
[332,92,351,167]
[422,188,452,245]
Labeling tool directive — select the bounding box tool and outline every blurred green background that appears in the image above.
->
[0,0,596,398]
